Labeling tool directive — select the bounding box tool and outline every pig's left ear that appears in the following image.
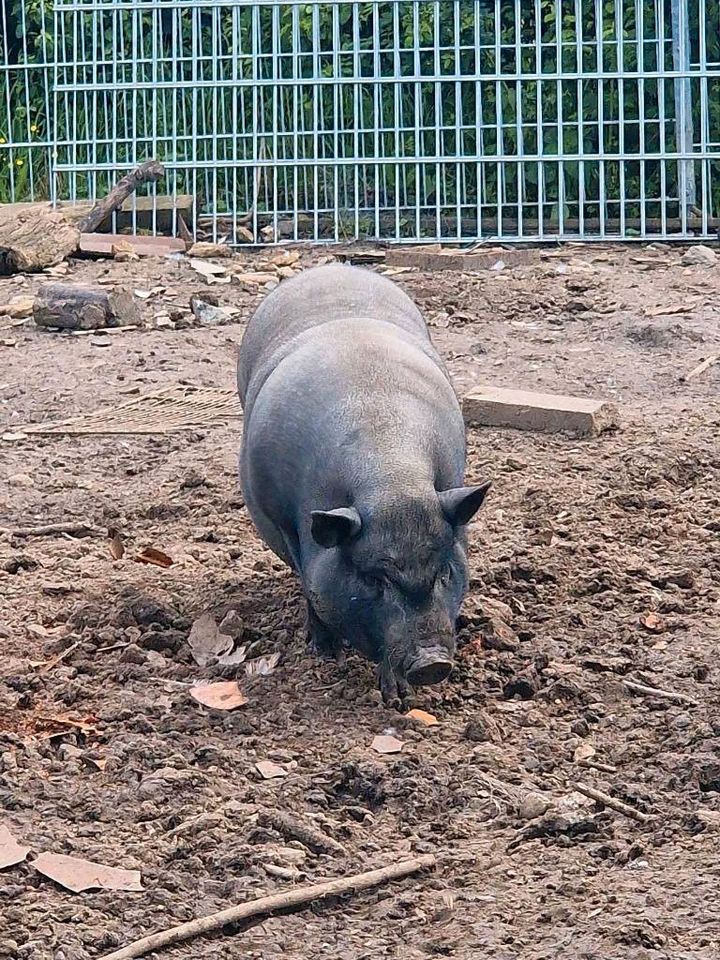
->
[311,507,362,548]
[439,480,492,527]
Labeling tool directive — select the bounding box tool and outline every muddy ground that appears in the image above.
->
[1,242,719,960]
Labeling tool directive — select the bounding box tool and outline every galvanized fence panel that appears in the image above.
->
[0,0,54,203]
[13,0,720,243]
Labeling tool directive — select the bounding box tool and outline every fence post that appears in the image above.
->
[671,0,696,211]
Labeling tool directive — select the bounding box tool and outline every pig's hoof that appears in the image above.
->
[307,607,345,664]
[378,662,410,709]
[405,650,453,687]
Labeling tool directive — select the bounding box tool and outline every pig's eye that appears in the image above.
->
[439,565,453,586]
[361,572,385,593]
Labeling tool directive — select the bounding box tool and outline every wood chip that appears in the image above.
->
[371,735,404,755]
[108,528,125,560]
[31,852,143,893]
[405,709,439,727]
[0,824,30,869]
[256,760,287,780]
[135,547,173,568]
[189,681,247,711]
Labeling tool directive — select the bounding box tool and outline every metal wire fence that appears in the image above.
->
[4,0,720,243]
[0,0,53,203]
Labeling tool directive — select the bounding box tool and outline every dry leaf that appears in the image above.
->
[190,681,247,711]
[218,645,248,667]
[82,756,107,772]
[0,824,30,869]
[31,852,142,893]
[256,760,287,780]
[245,652,281,678]
[641,611,665,633]
[371,735,404,755]
[188,613,233,668]
[108,527,124,560]
[135,546,174,568]
[27,623,51,638]
[573,743,596,762]
[36,714,96,736]
[405,709,439,727]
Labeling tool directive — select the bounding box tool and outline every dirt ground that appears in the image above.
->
[1,241,719,960]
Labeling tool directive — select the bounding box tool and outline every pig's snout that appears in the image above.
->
[404,646,454,687]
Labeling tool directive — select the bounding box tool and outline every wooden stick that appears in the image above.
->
[258,809,347,857]
[3,522,96,539]
[622,678,698,707]
[98,855,436,960]
[680,353,720,383]
[39,640,81,674]
[76,160,166,234]
[574,782,651,823]
[577,758,617,774]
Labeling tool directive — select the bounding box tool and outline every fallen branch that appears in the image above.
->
[98,855,436,960]
[622,678,698,707]
[574,781,652,823]
[679,353,720,383]
[77,160,166,234]
[3,522,96,539]
[258,809,347,857]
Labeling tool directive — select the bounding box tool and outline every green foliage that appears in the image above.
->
[2,0,718,230]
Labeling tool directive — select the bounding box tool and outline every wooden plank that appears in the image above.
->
[463,386,620,437]
[79,233,187,257]
[385,245,533,271]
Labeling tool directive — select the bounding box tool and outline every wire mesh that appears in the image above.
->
[0,0,53,203]
[11,0,720,243]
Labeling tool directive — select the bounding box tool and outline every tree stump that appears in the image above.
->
[33,284,141,331]
[0,209,80,275]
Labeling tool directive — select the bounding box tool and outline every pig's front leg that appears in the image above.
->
[306,601,346,667]
[378,655,410,709]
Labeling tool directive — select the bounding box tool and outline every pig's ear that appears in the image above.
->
[311,507,362,548]
[439,481,492,527]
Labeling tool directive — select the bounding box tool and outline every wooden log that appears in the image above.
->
[76,160,166,234]
[33,284,141,331]
[0,208,80,275]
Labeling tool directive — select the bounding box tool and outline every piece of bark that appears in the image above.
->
[0,208,80,275]
[33,284,141,331]
[76,160,166,234]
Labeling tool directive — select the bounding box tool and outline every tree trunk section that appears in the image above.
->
[33,284,141,331]
[0,209,80,275]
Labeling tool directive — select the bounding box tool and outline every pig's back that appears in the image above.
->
[237,263,429,404]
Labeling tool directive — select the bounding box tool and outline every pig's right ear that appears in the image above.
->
[439,480,492,527]
[311,507,362,548]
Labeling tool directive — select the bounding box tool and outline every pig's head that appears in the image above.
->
[304,481,491,697]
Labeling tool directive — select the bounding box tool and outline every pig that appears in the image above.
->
[237,263,490,704]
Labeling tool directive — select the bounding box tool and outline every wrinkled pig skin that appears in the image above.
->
[237,264,490,704]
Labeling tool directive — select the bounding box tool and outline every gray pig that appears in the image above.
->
[237,263,490,703]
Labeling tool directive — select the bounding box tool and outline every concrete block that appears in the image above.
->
[463,386,619,437]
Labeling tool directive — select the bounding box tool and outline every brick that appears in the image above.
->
[462,386,619,438]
